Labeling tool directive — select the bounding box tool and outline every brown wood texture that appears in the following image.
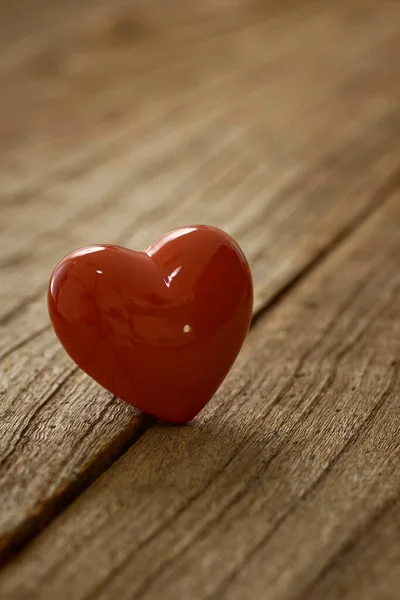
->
[2,170,400,600]
[1,0,400,596]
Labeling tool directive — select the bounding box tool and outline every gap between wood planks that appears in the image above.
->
[2,0,400,324]
[1,165,399,570]
[3,108,400,565]
[250,164,400,324]
[1,165,400,600]
[2,0,400,574]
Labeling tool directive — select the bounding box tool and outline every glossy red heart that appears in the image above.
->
[48,225,253,423]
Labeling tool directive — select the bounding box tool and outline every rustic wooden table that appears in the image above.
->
[1,1,400,598]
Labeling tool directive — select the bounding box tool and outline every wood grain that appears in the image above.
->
[306,496,400,600]
[1,170,400,600]
[2,0,399,320]
[1,0,400,587]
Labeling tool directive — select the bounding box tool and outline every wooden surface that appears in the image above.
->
[1,0,400,598]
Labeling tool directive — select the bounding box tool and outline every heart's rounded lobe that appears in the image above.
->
[48,225,253,423]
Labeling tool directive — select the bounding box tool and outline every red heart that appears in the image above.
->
[48,225,253,423]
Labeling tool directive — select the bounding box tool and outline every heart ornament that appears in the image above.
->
[48,225,253,423]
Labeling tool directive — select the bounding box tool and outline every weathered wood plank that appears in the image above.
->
[2,0,399,320]
[306,496,400,600]
[1,0,400,568]
[2,187,399,600]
